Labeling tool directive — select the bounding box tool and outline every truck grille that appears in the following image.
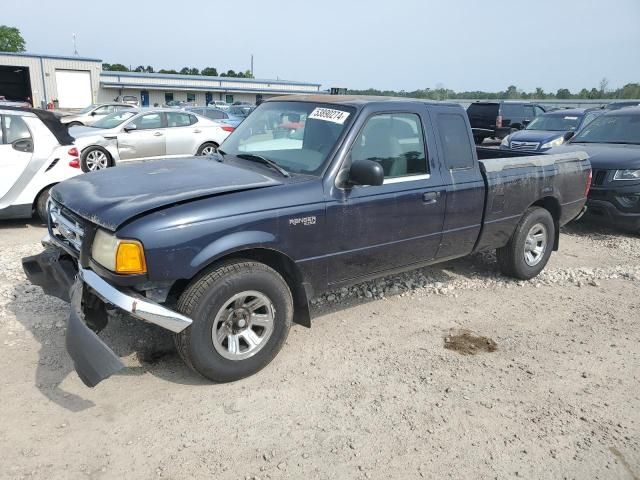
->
[592,169,607,186]
[510,141,540,151]
[49,202,85,253]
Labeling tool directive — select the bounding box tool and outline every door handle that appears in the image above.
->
[153,132,163,136]
[193,129,202,133]
[422,191,440,204]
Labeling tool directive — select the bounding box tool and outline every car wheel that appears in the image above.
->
[496,207,555,280]
[35,187,52,223]
[81,147,112,172]
[474,136,485,145]
[174,260,293,383]
[196,142,219,156]
[67,122,83,127]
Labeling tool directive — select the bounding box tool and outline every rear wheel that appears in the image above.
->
[35,187,52,223]
[67,121,83,127]
[81,147,112,172]
[174,260,293,382]
[196,142,218,156]
[496,207,555,279]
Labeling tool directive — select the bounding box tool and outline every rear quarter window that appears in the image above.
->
[467,103,499,117]
[501,104,523,117]
[437,113,474,170]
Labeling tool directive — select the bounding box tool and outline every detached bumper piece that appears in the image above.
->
[22,247,193,387]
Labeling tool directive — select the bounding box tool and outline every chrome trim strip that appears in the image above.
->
[383,174,431,185]
[79,268,192,333]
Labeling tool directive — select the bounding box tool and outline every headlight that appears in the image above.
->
[613,169,640,181]
[541,137,565,149]
[91,229,147,274]
[500,135,511,147]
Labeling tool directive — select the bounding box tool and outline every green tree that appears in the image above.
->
[158,69,178,74]
[102,63,128,71]
[134,65,145,72]
[0,25,26,52]
[201,67,218,76]
[226,69,237,77]
[534,87,546,99]
[556,88,571,99]
[145,65,154,73]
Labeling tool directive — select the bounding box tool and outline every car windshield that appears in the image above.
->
[79,104,97,114]
[571,113,640,144]
[221,101,355,175]
[91,110,137,129]
[526,113,583,131]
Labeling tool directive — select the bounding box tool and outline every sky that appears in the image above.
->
[3,0,639,93]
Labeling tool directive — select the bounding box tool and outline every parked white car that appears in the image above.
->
[208,100,230,111]
[60,103,135,127]
[70,108,234,172]
[0,107,81,221]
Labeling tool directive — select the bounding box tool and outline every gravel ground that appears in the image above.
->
[0,219,638,479]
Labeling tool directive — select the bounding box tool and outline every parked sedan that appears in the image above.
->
[185,106,244,128]
[60,103,135,127]
[549,107,640,231]
[228,105,255,118]
[70,108,232,172]
[208,100,230,111]
[500,108,604,152]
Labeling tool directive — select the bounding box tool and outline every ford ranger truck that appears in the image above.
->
[22,96,591,387]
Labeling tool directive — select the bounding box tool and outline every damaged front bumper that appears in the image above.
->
[22,245,192,387]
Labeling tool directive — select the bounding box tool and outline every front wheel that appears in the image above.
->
[496,207,555,279]
[81,147,112,172]
[35,187,52,223]
[174,260,293,382]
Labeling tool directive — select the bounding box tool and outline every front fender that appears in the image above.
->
[190,230,278,271]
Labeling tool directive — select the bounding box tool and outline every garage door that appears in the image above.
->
[55,70,92,108]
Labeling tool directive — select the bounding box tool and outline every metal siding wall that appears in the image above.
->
[0,55,43,106]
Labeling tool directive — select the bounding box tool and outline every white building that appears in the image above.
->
[0,51,322,109]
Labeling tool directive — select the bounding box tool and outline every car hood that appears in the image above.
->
[509,130,567,145]
[50,157,283,230]
[549,143,640,169]
[69,126,110,138]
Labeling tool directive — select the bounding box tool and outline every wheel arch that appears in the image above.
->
[531,196,561,251]
[169,246,311,328]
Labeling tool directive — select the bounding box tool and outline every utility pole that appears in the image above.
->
[72,33,79,56]
[250,54,254,77]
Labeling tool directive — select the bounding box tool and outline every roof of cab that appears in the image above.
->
[265,94,460,108]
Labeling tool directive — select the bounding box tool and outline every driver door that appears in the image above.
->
[0,114,34,200]
[117,112,166,160]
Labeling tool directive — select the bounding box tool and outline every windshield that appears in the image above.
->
[572,113,640,144]
[526,113,582,131]
[79,104,97,114]
[92,110,137,129]
[221,101,355,175]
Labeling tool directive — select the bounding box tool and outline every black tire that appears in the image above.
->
[35,187,51,223]
[175,260,293,382]
[196,142,218,156]
[474,136,485,145]
[496,207,555,280]
[81,147,113,173]
[67,121,83,127]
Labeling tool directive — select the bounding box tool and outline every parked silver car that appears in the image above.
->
[60,103,135,127]
[69,108,232,171]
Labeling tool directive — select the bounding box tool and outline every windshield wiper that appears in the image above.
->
[235,153,290,177]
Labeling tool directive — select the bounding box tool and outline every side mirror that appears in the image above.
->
[349,159,384,186]
[12,138,33,153]
[564,131,575,140]
[522,120,530,126]
[90,111,97,116]
[123,124,137,133]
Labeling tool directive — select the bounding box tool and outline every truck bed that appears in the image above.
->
[473,147,590,252]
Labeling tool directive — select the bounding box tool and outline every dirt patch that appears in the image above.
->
[444,329,497,355]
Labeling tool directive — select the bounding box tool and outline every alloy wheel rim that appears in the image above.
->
[523,223,547,266]
[85,150,108,170]
[201,145,216,155]
[211,290,275,360]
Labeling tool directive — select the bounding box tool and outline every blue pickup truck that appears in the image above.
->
[22,95,591,387]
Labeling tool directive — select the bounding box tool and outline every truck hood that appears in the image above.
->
[50,157,283,230]
[550,143,640,170]
[509,129,567,145]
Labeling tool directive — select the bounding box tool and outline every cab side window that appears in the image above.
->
[3,115,32,144]
[166,112,192,127]
[351,113,428,179]
[129,113,163,130]
[437,113,474,170]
